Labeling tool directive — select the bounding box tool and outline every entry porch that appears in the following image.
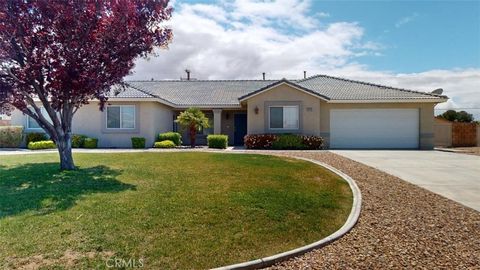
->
[173,109,247,146]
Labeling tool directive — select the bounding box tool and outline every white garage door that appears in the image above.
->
[330,109,419,149]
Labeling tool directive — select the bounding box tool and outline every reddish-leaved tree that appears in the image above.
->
[0,0,172,170]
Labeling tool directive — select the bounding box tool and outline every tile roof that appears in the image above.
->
[126,80,278,106]
[106,74,447,107]
[295,75,447,100]
[107,84,154,98]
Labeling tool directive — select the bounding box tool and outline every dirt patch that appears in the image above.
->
[4,250,115,269]
[451,147,480,156]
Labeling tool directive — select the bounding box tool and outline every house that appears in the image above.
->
[10,74,447,149]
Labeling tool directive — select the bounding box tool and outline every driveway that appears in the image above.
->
[331,150,480,211]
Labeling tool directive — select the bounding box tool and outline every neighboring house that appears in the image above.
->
[10,74,447,149]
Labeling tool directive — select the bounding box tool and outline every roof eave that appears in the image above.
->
[327,98,449,103]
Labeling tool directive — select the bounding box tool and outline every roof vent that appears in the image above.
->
[303,71,307,79]
[181,69,197,81]
[431,88,443,95]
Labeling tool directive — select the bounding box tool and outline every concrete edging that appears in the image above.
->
[1,149,362,269]
[212,155,362,270]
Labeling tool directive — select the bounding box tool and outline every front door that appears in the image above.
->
[234,114,247,145]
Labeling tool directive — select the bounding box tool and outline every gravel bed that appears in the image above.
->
[261,151,480,269]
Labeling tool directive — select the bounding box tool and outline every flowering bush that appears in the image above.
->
[244,134,324,150]
[244,134,278,149]
[301,135,324,150]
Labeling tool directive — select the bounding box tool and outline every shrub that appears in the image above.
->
[71,134,88,148]
[154,140,176,148]
[244,134,277,149]
[244,134,324,150]
[131,137,146,149]
[158,132,182,146]
[0,126,23,148]
[84,138,98,149]
[272,134,305,150]
[27,140,55,150]
[207,134,228,149]
[26,132,47,145]
[301,135,324,150]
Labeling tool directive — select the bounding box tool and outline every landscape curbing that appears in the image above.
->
[0,148,362,269]
[211,155,362,270]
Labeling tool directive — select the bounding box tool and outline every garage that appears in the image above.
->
[330,109,420,149]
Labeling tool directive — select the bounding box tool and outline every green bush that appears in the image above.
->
[27,140,56,150]
[71,134,88,148]
[131,137,146,149]
[207,134,228,149]
[154,140,176,148]
[158,132,182,146]
[272,134,305,150]
[26,132,47,145]
[84,138,98,149]
[0,126,23,148]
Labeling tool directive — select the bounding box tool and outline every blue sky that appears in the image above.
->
[130,0,480,117]
[313,1,480,73]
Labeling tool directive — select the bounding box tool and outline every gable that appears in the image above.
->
[238,80,329,102]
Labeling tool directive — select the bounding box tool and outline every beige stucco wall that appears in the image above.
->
[10,101,173,148]
[246,84,321,136]
[244,83,437,149]
[433,118,452,147]
[320,102,436,149]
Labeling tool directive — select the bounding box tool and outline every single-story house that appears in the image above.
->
[10,74,447,149]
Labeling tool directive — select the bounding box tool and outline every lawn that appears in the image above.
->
[0,152,352,269]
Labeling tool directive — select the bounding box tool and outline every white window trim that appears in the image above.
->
[268,105,299,130]
[106,105,136,130]
[26,107,50,130]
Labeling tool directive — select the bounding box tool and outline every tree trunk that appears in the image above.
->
[189,124,196,148]
[56,132,75,170]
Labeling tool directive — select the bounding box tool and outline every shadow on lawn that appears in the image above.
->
[0,163,135,218]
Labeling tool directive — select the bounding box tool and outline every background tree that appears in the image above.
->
[175,108,210,148]
[0,0,172,170]
[440,110,474,122]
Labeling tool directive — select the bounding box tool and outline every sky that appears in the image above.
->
[127,0,480,118]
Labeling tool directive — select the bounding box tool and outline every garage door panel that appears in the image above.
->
[330,109,419,149]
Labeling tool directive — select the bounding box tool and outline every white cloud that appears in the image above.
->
[128,1,480,119]
[395,13,419,28]
[130,0,373,80]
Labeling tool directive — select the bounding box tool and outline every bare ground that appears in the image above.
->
[265,151,480,269]
[451,147,480,156]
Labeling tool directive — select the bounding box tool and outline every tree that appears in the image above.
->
[440,110,474,123]
[0,0,172,170]
[175,108,210,148]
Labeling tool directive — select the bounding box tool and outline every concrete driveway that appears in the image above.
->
[331,150,480,211]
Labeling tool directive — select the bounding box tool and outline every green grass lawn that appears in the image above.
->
[0,152,352,269]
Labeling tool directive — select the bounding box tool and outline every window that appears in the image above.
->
[269,106,299,130]
[106,105,135,129]
[27,107,51,129]
[200,114,213,135]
